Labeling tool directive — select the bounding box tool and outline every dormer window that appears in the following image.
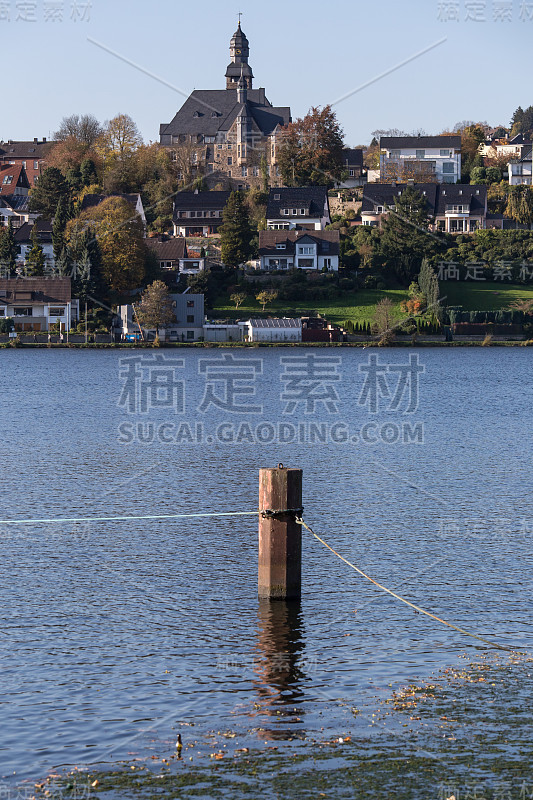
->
[276,243,286,250]
[193,111,200,118]
[274,193,281,200]
[211,112,219,118]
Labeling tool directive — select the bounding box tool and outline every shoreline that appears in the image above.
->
[1,340,531,349]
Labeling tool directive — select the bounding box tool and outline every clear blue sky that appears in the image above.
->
[2,0,532,145]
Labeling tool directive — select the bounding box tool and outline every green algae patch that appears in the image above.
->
[38,655,533,800]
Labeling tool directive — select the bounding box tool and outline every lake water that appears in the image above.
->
[0,347,532,786]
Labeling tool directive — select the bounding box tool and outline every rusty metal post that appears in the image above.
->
[258,465,303,600]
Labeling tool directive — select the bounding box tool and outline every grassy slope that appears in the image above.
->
[211,282,533,325]
[440,281,533,311]
[211,289,409,326]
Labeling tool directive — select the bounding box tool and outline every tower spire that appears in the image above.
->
[225,21,253,90]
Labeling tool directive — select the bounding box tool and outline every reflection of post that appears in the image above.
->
[253,600,306,739]
[258,466,302,600]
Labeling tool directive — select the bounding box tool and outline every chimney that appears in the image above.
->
[43,137,47,143]
[34,138,38,143]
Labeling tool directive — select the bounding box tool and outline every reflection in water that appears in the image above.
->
[252,600,307,740]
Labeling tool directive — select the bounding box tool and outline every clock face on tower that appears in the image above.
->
[235,48,242,55]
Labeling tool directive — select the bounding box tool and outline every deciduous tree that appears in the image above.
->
[136,280,175,338]
[277,105,345,187]
[256,290,278,312]
[66,197,146,293]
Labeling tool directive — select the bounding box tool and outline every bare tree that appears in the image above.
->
[372,298,396,345]
[54,114,103,146]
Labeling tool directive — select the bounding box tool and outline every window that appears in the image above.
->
[300,209,305,215]
[227,157,233,166]
[218,144,223,150]
[376,205,384,213]
[187,331,195,340]
[274,193,281,200]
[241,166,247,177]
[34,161,39,169]
[442,162,455,174]
[416,149,426,159]
[205,136,215,144]
[323,258,332,269]
[440,149,451,157]
[349,169,355,176]
[276,243,286,250]
[49,307,65,317]
[390,150,401,158]
[227,144,233,150]
[187,300,195,308]
[298,246,314,255]
[0,309,5,316]
[2,175,13,185]
[187,315,195,323]
[14,307,32,316]
[22,161,26,169]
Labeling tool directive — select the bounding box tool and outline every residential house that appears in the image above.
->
[240,318,302,342]
[119,293,205,342]
[0,164,30,197]
[146,235,187,270]
[0,139,52,186]
[508,146,532,186]
[179,257,206,274]
[0,277,78,331]
[259,229,340,272]
[173,191,231,236]
[361,183,488,233]
[480,134,531,161]
[266,187,331,230]
[80,193,147,233]
[14,220,55,269]
[0,195,38,229]
[380,136,462,184]
[336,148,365,188]
[434,185,488,233]
[159,22,291,190]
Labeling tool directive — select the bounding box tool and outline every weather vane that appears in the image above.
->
[238,10,243,23]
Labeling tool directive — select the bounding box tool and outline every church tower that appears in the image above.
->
[225,21,254,90]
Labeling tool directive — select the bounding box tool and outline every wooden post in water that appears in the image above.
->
[258,465,303,600]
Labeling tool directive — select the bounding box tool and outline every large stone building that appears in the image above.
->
[159,22,291,190]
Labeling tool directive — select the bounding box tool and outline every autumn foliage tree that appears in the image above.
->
[277,105,345,187]
[136,280,175,338]
[66,196,147,293]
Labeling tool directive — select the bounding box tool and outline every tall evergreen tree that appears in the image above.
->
[54,246,72,277]
[28,167,70,219]
[380,186,439,283]
[219,191,254,268]
[0,219,20,276]
[72,246,95,303]
[26,225,46,276]
[417,258,441,317]
[52,195,69,260]
[80,158,98,187]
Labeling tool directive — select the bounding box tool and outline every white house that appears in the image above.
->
[14,220,55,270]
[380,136,462,184]
[258,230,340,272]
[241,318,302,342]
[0,277,78,332]
[119,293,205,342]
[508,146,532,186]
[203,323,243,342]
[266,187,330,230]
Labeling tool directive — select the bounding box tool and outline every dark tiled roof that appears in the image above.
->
[80,193,141,211]
[266,187,329,219]
[249,318,301,328]
[520,146,532,162]
[342,148,364,167]
[173,191,231,216]
[0,277,71,303]
[146,237,187,261]
[436,185,487,215]
[160,89,290,138]
[362,183,439,214]
[0,140,53,160]
[14,219,53,244]
[1,195,31,211]
[380,136,462,150]
[259,229,340,256]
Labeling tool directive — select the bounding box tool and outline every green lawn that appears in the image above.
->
[211,289,409,326]
[440,281,533,311]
